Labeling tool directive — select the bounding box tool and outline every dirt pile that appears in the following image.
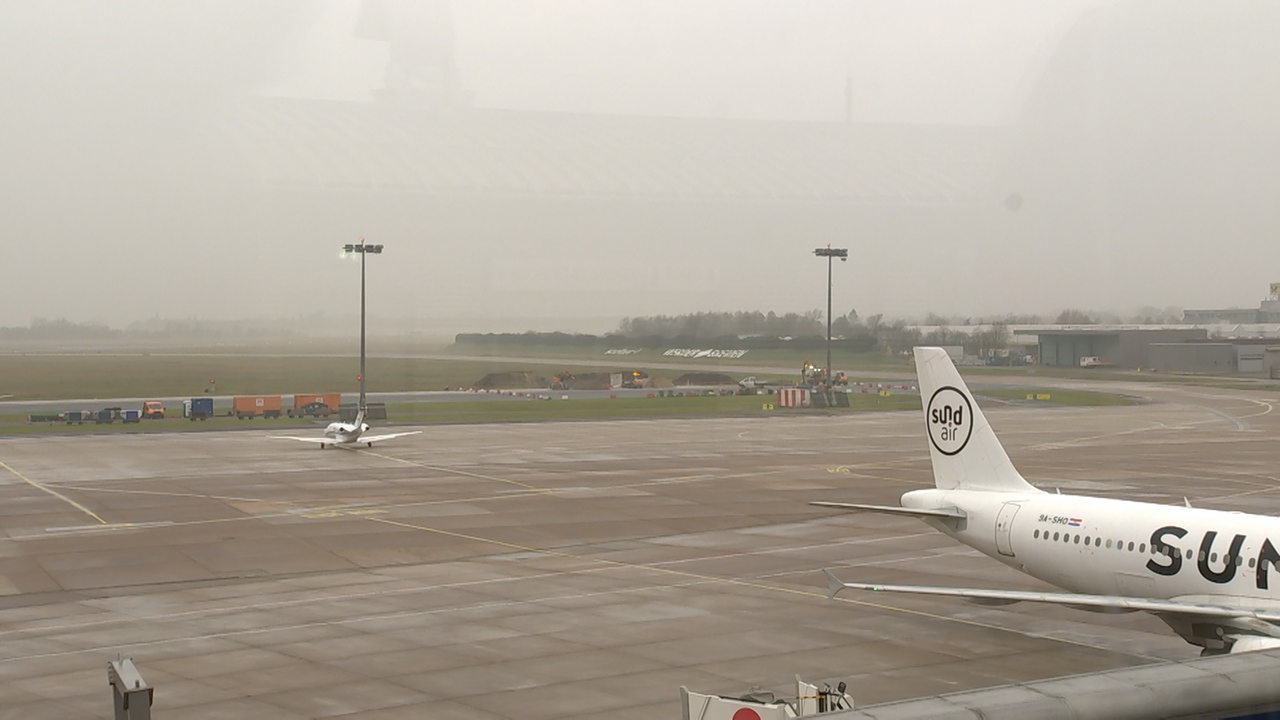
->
[474,371,538,389]
[549,372,613,390]
[672,372,736,386]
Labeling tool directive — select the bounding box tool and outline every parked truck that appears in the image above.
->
[738,376,775,394]
[184,397,214,420]
[232,395,283,419]
[1079,356,1114,368]
[141,400,165,419]
[288,393,341,418]
[620,370,649,389]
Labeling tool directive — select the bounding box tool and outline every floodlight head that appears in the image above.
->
[813,247,849,259]
[341,242,384,254]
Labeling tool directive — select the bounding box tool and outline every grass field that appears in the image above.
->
[975,387,1142,406]
[394,392,925,423]
[13,338,1270,402]
[0,341,1156,438]
[4,392,925,437]
[2,385,1146,440]
[0,353,590,400]
[0,343,913,401]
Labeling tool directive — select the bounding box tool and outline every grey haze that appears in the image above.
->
[1,1,1276,334]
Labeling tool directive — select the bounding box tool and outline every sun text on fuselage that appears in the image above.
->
[1146,525,1280,588]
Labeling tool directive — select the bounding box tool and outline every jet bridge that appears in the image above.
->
[811,647,1280,720]
[107,657,152,720]
[682,676,854,719]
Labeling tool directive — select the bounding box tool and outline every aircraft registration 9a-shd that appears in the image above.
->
[817,346,1280,655]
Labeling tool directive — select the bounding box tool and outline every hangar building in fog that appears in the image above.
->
[1026,327,1280,376]
[1032,328,1207,369]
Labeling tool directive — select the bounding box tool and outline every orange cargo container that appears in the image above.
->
[232,395,283,419]
[289,393,342,418]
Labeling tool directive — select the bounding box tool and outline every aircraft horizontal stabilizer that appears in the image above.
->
[358,431,422,444]
[823,568,847,599]
[821,569,1280,621]
[810,501,966,519]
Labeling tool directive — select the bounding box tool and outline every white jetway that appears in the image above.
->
[681,676,854,719]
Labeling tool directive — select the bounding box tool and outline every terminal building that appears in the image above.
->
[1184,285,1280,324]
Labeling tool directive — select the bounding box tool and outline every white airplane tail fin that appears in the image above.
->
[913,347,1038,493]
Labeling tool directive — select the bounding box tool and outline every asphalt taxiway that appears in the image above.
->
[0,380,1276,718]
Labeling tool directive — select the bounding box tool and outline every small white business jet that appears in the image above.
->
[818,346,1280,655]
[274,408,420,449]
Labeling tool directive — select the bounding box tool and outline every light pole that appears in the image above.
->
[812,246,848,385]
[343,240,384,412]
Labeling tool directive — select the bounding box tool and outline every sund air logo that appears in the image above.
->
[927,386,973,456]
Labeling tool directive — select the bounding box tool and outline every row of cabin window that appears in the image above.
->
[1030,528,1261,568]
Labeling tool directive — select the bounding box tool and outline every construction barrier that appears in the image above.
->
[775,387,810,408]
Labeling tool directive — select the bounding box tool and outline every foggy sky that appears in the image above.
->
[3,1,1278,334]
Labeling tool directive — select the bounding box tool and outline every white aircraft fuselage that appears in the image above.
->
[909,488,1280,606]
[321,419,371,446]
[820,347,1280,655]
[273,410,421,449]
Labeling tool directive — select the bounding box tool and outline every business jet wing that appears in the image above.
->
[822,569,1280,621]
[357,430,422,444]
[271,435,331,444]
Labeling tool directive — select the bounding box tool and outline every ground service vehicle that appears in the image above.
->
[295,401,331,417]
[232,395,283,419]
[184,397,214,420]
[801,361,828,385]
[620,371,649,389]
[141,400,165,419]
[289,393,341,417]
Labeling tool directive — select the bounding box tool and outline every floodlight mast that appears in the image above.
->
[342,241,384,413]
[812,247,848,385]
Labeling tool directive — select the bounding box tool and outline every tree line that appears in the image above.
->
[457,309,1018,357]
[457,304,1185,356]
[0,317,302,340]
